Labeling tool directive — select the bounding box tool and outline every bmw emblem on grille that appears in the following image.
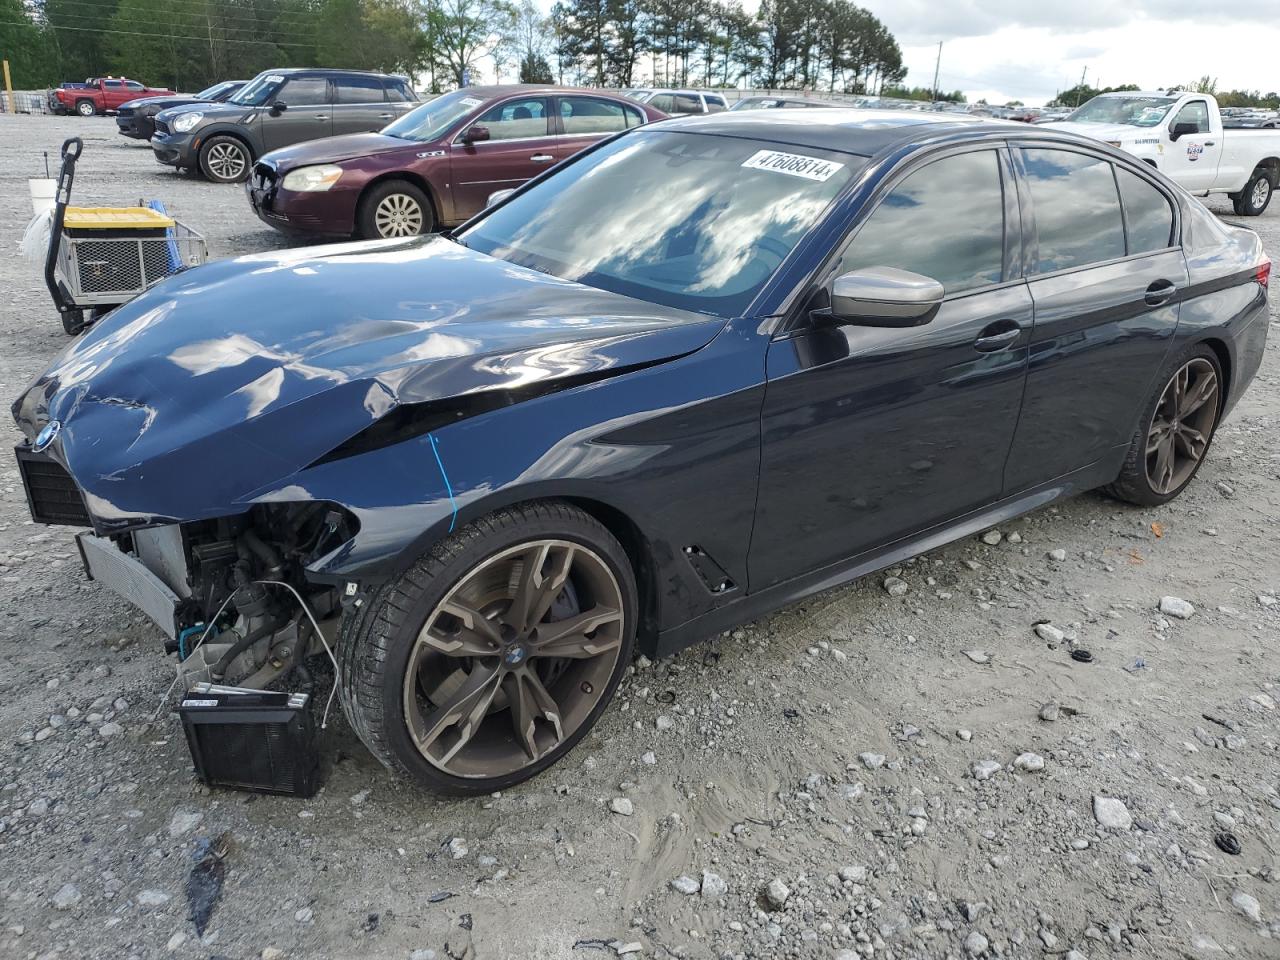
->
[34,420,61,453]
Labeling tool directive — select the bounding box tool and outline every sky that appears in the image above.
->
[531,0,1280,106]
[855,0,1280,105]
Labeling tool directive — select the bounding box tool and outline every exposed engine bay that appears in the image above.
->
[88,503,358,693]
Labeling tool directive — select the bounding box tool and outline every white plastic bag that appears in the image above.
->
[19,208,54,265]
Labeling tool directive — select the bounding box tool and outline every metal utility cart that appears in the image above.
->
[44,137,207,335]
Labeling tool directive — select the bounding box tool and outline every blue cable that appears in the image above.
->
[428,434,458,532]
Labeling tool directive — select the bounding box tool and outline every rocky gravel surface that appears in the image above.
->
[1,114,1278,960]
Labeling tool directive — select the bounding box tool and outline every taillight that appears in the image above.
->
[1258,260,1272,288]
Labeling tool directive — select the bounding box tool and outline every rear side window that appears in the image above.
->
[1021,149,1125,272]
[623,105,645,127]
[1117,168,1174,253]
[335,75,385,103]
[704,95,727,113]
[279,77,329,106]
[560,97,629,135]
[838,150,1005,294]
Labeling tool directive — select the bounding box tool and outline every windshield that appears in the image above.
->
[1067,95,1178,127]
[230,73,284,106]
[197,82,233,100]
[382,89,487,142]
[459,130,860,317]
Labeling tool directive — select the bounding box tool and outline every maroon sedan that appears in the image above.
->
[246,85,666,238]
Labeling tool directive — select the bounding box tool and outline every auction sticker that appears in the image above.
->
[742,150,843,182]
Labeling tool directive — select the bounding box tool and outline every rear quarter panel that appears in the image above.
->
[1177,197,1270,415]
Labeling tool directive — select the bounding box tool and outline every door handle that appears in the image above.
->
[1204,140,1216,146]
[378,113,393,120]
[1144,279,1177,306]
[973,320,1022,352]
[530,153,554,163]
[314,114,329,121]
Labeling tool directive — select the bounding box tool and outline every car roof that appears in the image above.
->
[1095,90,1178,98]
[652,108,1160,162]
[443,84,639,99]
[656,108,1027,158]
[265,67,398,78]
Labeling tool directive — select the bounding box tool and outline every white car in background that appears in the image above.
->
[1044,91,1280,215]
[625,88,728,114]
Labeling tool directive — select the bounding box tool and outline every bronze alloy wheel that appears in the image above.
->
[1145,357,1219,495]
[401,539,625,779]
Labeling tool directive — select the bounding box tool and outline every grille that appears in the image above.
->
[72,238,173,294]
[180,685,319,797]
[154,118,169,135]
[117,106,134,118]
[15,445,91,526]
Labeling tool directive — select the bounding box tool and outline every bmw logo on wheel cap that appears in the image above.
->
[33,420,61,453]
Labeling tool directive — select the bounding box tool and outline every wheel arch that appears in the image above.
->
[358,171,442,225]
[562,495,661,655]
[1199,335,1232,405]
[1254,157,1280,184]
[201,127,256,162]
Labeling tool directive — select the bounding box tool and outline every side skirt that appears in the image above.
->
[648,446,1128,659]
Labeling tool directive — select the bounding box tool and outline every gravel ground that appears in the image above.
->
[1,114,1278,960]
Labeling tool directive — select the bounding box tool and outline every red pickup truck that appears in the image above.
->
[53,78,176,117]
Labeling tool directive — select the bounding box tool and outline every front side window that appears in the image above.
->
[1171,100,1209,133]
[560,97,629,136]
[468,97,549,141]
[279,77,329,107]
[386,79,415,103]
[1022,149,1125,272]
[1117,168,1175,254]
[335,75,385,103]
[125,80,143,91]
[704,96,727,113]
[648,93,675,113]
[460,131,859,317]
[838,150,1005,294]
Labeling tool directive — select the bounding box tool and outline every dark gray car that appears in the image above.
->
[150,69,418,183]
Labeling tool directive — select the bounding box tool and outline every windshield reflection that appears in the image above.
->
[461,131,859,317]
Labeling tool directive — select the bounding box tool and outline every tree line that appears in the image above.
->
[2,0,904,97]
[1050,80,1280,110]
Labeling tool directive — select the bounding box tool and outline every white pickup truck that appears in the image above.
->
[1044,91,1279,216]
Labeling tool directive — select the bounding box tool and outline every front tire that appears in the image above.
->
[199,135,251,183]
[75,99,96,117]
[339,501,637,795]
[1236,168,1274,216]
[357,180,433,238]
[1103,344,1223,506]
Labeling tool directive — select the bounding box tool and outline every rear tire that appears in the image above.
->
[199,135,251,183]
[1236,168,1274,216]
[357,180,433,239]
[75,99,95,117]
[1103,344,1223,506]
[339,501,637,795]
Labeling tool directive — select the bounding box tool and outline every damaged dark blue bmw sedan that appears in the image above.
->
[12,110,1271,794]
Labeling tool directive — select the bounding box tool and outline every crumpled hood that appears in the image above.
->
[1039,121,1157,143]
[13,237,722,526]
[260,133,414,170]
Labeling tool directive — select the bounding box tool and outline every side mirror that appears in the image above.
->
[463,124,490,144]
[269,100,287,116]
[1170,121,1197,140]
[822,266,944,328]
